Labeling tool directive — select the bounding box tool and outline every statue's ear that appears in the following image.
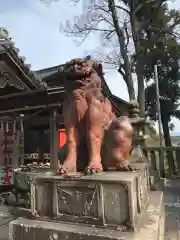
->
[98,63,103,73]
[93,61,103,75]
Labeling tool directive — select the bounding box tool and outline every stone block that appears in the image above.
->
[13,169,55,191]
[9,191,164,240]
[151,178,166,191]
[14,172,31,191]
[30,163,150,231]
[13,169,56,207]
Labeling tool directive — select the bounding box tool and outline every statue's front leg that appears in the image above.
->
[59,94,88,174]
[59,125,79,174]
[59,101,79,174]
[85,99,103,174]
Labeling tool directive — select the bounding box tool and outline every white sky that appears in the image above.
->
[0,0,180,134]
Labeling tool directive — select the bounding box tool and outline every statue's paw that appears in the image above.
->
[58,165,69,175]
[84,162,103,175]
[116,160,136,172]
[58,160,76,175]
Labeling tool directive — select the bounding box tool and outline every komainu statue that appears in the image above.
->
[58,58,133,174]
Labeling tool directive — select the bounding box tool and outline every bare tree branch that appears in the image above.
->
[118,65,126,80]
[124,21,130,50]
[115,5,130,15]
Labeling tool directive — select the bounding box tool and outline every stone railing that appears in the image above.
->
[142,146,180,177]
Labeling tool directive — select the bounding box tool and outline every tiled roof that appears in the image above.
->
[0,28,45,90]
[35,64,64,81]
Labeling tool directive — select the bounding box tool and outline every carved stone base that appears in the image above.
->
[30,163,150,231]
[9,191,164,240]
[13,168,55,207]
[14,168,54,191]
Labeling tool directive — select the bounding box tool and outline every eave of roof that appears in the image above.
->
[35,64,64,81]
[0,39,45,90]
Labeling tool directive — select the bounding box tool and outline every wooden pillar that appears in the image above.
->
[50,108,58,170]
[38,129,44,163]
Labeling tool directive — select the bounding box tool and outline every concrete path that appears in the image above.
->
[0,179,180,240]
[0,205,15,240]
[165,179,180,239]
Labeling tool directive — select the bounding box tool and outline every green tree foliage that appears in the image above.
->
[123,0,180,117]
[139,5,180,174]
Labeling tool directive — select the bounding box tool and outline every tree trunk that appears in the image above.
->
[129,4,145,117]
[137,71,145,117]
[108,0,135,101]
[118,59,136,101]
[124,70,136,101]
[161,111,176,175]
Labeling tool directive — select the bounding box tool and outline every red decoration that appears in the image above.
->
[0,127,19,185]
[1,130,14,167]
[58,129,66,148]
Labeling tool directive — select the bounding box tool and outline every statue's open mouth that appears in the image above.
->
[62,70,90,85]
[73,80,84,86]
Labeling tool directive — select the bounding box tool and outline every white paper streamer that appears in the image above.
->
[0,121,3,131]
[13,120,16,134]
[5,122,8,132]
[20,120,24,132]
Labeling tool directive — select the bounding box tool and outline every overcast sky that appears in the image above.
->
[0,0,180,134]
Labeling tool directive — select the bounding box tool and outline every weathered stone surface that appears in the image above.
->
[151,178,166,191]
[9,191,164,240]
[13,169,56,207]
[30,163,149,231]
[13,169,55,191]
[14,172,31,191]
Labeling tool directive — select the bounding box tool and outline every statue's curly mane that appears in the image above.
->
[64,58,103,79]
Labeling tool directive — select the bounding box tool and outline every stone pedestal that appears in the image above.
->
[9,191,164,240]
[9,163,164,240]
[30,163,149,231]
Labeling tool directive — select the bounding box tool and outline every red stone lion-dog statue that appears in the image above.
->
[58,58,133,174]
